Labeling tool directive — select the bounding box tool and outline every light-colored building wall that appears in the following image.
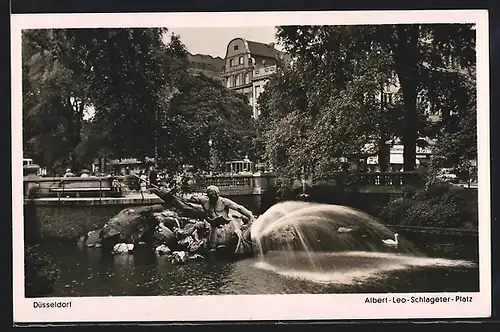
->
[222,38,289,119]
[187,53,224,81]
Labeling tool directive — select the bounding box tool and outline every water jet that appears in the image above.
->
[249,201,474,285]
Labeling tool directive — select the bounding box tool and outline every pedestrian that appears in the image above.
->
[64,168,74,177]
[149,166,158,188]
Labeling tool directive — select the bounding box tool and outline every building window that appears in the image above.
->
[239,56,244,65]
[255,85,261,100]
[381,92,394,105]
[234,45,239,51]
[229,59,234,67]
[235,74,241,86]
[226,77,231,88]
[245,72,250,84]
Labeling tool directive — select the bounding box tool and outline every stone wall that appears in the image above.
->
[24,196,162,241]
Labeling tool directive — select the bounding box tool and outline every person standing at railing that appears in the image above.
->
[64,168,74,177]
[92,166,104,177]
[148,166,158,189]
[139,170,147,192]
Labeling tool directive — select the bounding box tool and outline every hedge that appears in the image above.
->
[378,183,473,229]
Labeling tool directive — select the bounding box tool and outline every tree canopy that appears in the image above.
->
[159,73,256,172]
[22,28,256,175]
[257,24,476,182]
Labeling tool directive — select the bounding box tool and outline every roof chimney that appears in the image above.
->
[268,42,275,48]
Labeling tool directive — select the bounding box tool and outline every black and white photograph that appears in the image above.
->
[13,10,491,322]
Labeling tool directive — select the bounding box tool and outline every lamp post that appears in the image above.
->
[208,138,213,175]
[468,159,477,188]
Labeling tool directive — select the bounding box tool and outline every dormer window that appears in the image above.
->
[234,45,239,51]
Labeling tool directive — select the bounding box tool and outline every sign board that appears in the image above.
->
[390,144,432,155]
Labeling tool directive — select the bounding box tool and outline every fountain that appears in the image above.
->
[250,201,420,255]
[249,201,475,285]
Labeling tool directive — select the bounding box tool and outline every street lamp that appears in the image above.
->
[208,138,213,175]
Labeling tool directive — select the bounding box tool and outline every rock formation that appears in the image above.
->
[83,191,257,260]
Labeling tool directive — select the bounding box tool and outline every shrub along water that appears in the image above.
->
[25,244,60,297]
[378,183,474,229]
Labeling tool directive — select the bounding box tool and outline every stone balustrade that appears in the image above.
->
[23,171,423,199]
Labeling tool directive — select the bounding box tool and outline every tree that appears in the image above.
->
[22,28,183,173]
[72,28,172,160]
[22,29,92,174]
[159,74,256,172]
[274,24,476,171]
[429,68,477,180]
[257,39,404,181]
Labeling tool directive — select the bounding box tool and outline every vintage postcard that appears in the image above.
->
[12,10,491,323]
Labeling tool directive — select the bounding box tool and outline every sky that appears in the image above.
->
[165,26,283,58]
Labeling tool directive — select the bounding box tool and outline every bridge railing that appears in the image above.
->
[23,176,124,199]
[351,171,422,187]
[24,171,422,199]
[310,171,422,188]
[194,175,254,190]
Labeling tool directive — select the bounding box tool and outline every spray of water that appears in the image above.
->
[250,201,421,256]
[249,201,474,284]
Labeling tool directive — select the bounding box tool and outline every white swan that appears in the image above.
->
[382,233,399,247]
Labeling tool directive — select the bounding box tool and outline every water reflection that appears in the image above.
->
[35,241,479,298]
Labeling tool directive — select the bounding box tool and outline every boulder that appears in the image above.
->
[153,210,181,229]
[85,230,101,247]
[112,243,131,254]
[177,235,205,254]
[155,244,172,255]
[100,204,165,246]
[188,254,204,261]
[170,251,188,264]
[153,222,178,247]
[98,190,260,258]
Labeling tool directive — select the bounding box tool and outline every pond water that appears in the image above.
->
[32,236,479,297]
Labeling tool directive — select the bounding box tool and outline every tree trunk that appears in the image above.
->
[393,25,420,171]
[378,83,390,172]
[378,139,390,172]
[66,98,83,171]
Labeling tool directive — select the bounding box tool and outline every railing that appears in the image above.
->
[315,171,421,187]
[24,176,124,200]
[194,175,254,190]
[24,172,423,200]
[350,171,422,187]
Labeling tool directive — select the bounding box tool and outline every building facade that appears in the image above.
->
[222,38,290,118]
[187,53,224,81]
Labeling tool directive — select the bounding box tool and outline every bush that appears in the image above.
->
[378,183,472,229]
[25,245,59,297]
